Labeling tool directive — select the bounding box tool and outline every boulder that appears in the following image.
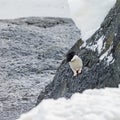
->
[0,17,80,120]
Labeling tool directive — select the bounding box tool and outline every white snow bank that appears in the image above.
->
[0,0,70,19]
[17,86,120,120]
[68,0,116,40]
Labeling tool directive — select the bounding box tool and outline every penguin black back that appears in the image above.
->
[66,51,75,62]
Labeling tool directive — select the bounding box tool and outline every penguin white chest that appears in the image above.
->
[69,55,83,76]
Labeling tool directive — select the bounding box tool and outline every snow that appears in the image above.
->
[107,53,115,65]
[86,36,114,65]
[0,0,70,19]
[17,86,120,120]
[97,36,106,54]
[100,44,114,65]
[68,0,116,40]
[86,36,105,54]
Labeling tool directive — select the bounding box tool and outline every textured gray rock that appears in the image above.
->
[0,17,80,120]
[37,0,120,104]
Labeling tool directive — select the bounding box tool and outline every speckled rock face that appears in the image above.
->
[37,1,120,104]
[0,17,80,120]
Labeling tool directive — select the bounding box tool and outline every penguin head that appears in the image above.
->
[66,51,75,62]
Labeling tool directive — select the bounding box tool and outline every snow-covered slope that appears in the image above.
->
[68,0,116,40]
[17,86,120,120]
[0,0,70,19]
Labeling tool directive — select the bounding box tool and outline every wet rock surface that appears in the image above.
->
[0,17,80,120]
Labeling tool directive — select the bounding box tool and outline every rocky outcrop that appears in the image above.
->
[37,0,120,104]
[0,17,80,120]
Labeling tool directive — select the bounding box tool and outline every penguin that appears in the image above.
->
[66,51,83,76]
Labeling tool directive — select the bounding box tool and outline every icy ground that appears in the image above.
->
[0,17,80,120]
[0,0,70,19]
[18,86,120,120]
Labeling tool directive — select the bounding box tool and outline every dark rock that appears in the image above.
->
[37,0,120,105]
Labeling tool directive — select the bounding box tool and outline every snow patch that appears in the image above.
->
[97,36,105,54]
[100,45,114,65]
[68,0,116,40]
[17,86,120,120]
[107,53,115,64]
[86,36,105,54]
